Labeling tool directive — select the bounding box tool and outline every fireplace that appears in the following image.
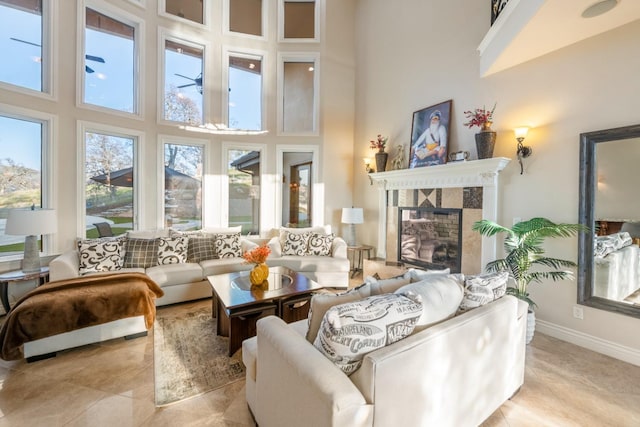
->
[398,207,462,273]
[369,157,510,274]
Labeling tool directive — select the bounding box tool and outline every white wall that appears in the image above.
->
[353,0,640,354]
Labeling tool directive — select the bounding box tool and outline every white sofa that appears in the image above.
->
[243,294,527,427]
[265,226,350,289]
[50,231,258,307]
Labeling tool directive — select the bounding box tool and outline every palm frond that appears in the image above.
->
[472,220,515,238]
[532,257,577,270]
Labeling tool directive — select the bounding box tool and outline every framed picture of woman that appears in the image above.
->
[409,100,452,169]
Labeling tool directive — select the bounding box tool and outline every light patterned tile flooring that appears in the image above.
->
[1,277,639,426]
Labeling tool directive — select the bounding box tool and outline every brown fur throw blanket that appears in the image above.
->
[0,272,164,360]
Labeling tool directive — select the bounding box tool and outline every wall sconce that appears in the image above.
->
[363,157,374,185]
[514,127,532,175]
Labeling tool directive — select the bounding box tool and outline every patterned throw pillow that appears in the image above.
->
[157,236,189,265]
[307,233,334,256]
[282,231,310,256]
[77,237,126,275]
[314,293,422,375]
[124,238,160,268]
[187,236,217,263]
[458,271,509,312]
[214,233,242,258]
[306,283,372,343]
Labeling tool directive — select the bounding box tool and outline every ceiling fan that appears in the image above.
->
[175,73,203,94]
[10,37,106,74]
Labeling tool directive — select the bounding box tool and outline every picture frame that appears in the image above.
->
[491,0,510,25]
[409,100,452,169]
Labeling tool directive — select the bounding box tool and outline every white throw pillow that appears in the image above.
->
[404,267,451,283]
[282,231,311,255]
[459,271,509,312]
[306,283,372,343]
[78,237,126,275]
[157,236,189,265]
[394,274,464,331]
[307,233,334,256]
[313,293,422,375]
[364,274,412,295]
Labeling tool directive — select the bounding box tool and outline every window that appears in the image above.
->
[163,38,204,125]
[279,0,318,41]
[83,7,137,114]
[163,0,204,25]
[0,111,49,256]
[162,141,204,230]
[227,52,263,130]
[278,53,319,135]
[0,0,45,92]
[227,148,261,234]
[228,0,263,37]
[84,128,136,238]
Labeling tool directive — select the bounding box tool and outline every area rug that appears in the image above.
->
[153,306,245,406]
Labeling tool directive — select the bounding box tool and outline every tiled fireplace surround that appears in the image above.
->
[369,158,510,275]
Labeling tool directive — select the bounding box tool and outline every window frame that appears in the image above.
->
[157,134,208,230]
[277,51,320,136]
[222,47,266,131]
[223,0,268,41]
[0,0,57,100]
[277,0,319,43]
[158,30,210,127]
[221,141,269,234]
[77,0,145,119]
[0,102,57,259]
[77,120,143,238]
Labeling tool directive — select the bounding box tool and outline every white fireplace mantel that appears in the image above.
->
[369,157,510,270]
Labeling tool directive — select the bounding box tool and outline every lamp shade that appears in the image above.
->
[341,208,364,224]
[5,208,57,236]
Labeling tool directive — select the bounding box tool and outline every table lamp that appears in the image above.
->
[5,207,57,273]
[341,207,363,246]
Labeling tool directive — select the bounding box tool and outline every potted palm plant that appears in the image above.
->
[472,217,587,343]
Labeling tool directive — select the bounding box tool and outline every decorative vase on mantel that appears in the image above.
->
[375,148,388,173]
[250,262,269,286]
[475,121,497,159]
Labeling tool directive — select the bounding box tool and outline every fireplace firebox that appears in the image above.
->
[398,207,462,273]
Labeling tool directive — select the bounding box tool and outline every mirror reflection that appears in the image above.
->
[578,125,640,318]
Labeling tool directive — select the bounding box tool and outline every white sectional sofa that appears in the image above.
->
[50,229,258,307]
[265,225,350,289]
[243,273,527,427]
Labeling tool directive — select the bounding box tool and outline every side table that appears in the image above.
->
[0,267,50,313]
[347,245,374,278]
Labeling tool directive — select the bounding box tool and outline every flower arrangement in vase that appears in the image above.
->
[463,104,497,159]
[243,245,271,286]
[370,134,389,172]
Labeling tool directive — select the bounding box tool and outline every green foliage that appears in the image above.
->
[473,217,589,310]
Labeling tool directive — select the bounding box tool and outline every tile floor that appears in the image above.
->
[1,293,640,426]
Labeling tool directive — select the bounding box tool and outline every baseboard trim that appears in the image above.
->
[536,319,640,367]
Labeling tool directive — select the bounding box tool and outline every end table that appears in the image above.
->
[347,245,374,278]
[0,267,50,313]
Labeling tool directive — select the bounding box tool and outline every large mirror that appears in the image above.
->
[578,124,640,319]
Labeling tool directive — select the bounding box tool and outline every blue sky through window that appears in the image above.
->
[0,3,42,91]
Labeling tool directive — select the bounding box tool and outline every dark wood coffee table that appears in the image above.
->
[208,266,324,356]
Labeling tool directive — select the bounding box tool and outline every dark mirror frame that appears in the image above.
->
[578,123,640,319]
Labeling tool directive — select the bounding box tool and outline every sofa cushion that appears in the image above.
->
[282,231,311,256]
[187,236,217,263]
[267,256,350,273]
[214,232,242,258]
[306,283,372,343]
[77,237,126,275]
[157,236,189,265]
[124,238,160,268]
[313,293,422,375]
[307,233,335,256]
[200,257,248,276]
[146,263,204,287]
[459,271,509,312]
[394,275,464,332]
[202,226,242,234]
[127,229,170,239]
